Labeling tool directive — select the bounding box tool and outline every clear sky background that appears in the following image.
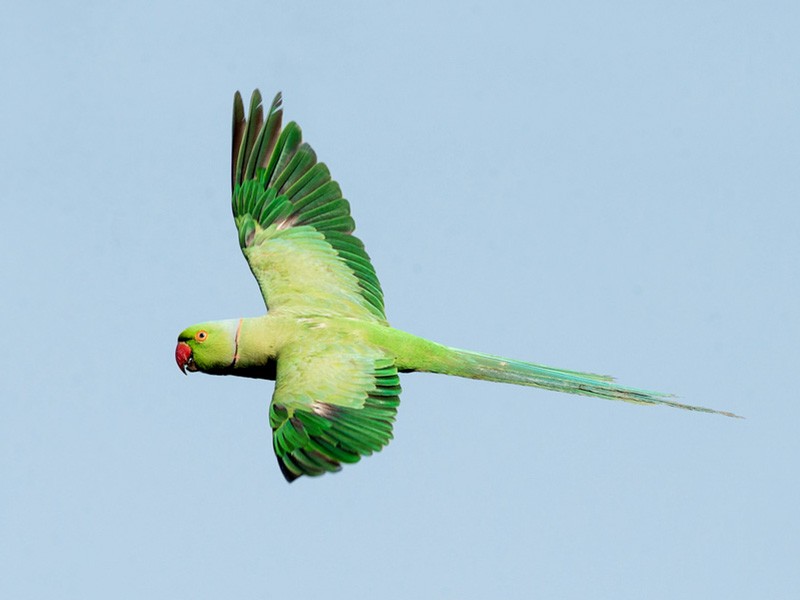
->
[1,1,798,598]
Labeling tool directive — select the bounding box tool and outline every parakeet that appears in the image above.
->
[176,89,739,482]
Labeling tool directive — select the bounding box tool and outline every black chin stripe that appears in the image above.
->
[230,318,243,368]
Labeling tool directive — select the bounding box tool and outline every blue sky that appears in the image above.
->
[1,1,798,598]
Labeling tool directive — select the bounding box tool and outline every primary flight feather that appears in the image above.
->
[176,89,739,483]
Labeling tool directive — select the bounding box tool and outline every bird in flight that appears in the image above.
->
[176,90,739,482]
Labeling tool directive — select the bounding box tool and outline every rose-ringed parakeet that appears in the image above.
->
[175,90,739,482]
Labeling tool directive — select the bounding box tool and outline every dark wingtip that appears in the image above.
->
[277,456,301,483]
[232,91,247,189]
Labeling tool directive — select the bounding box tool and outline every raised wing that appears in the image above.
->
[231,90,386,321]
[269,339,401,481]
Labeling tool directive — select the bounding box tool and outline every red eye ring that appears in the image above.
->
[194,330,208,342]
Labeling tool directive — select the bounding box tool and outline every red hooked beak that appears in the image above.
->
[175,341,194,375]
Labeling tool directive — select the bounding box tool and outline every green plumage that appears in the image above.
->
[271,354,400,481]
[230,92,382,322]
[176,89,740,484]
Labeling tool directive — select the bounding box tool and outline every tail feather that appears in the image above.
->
[441,348,741,418]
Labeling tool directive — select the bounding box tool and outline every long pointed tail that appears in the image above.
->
[430,346,741,418]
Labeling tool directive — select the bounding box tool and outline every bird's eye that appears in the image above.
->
[195,330,208,342]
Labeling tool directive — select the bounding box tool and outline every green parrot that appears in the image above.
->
[176,89,739,482]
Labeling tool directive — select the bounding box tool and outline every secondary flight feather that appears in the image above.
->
[176,89,739,483]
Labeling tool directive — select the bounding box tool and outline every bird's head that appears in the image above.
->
[175,320,240,374]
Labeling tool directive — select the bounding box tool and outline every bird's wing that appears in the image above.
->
[231,90,386,322]
[269,338,401,481]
